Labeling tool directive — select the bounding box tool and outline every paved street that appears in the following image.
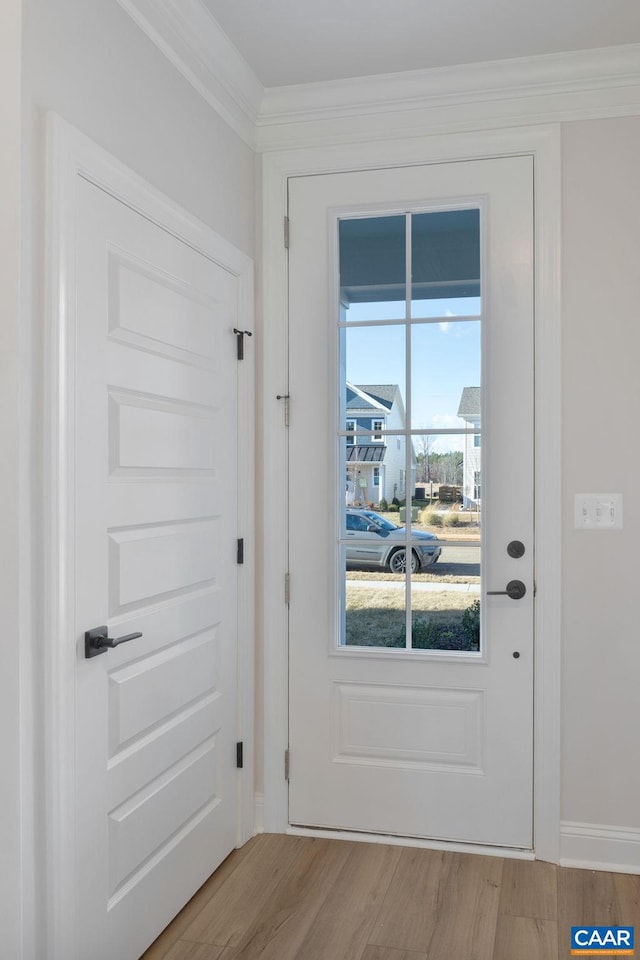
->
[345,544,480,582]
[437,544,480,570]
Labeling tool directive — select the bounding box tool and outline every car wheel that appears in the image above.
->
[389,549,419,574]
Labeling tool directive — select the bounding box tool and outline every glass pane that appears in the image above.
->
[413,433,463,501]
[343,323,406,442]
[460,432,482,512]
[411,297,481,320]
[411,321,480,430]
[343,494,412,562]
[409,523,481,651]
[411,209,480,315]
[342,548,407,648]
[347,301,406,322]
[339,216,406,321]
[410,578,481,652]
[342,439,410,516]
[341,315,408,526]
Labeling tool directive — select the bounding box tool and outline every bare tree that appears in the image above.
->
[415,435,436,483]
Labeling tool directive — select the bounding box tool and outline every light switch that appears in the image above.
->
[574,494,623,530]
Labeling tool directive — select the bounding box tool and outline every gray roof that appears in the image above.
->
[347,444,387,463]
[457,386,480,419]
[346,384,396,411]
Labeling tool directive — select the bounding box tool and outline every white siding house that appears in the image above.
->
[346,383,415,504]
[458,386,481,508]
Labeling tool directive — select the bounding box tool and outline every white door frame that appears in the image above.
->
[260,124,561,862]
[0,4,24,956]
[44,114,255,960]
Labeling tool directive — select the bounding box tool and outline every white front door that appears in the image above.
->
[288,156,534,847]
[73,177,241,959]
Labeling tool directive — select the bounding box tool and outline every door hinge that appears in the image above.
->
[233,327,252,360]
[237,538,244,564]
[284,216,290,249]
[284,572,290,605]
[276,393,290,427]
[284,748,290,780]
[237,741,244,769]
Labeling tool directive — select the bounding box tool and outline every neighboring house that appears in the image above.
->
[345,383,415,504]
[457,386,481,509]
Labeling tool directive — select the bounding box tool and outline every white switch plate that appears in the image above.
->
[574,493,623,529]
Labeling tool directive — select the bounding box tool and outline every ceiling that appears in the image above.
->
[201,0,640,88]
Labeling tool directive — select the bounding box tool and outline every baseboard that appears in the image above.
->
[560,821,640,874]
[253,793,265,834]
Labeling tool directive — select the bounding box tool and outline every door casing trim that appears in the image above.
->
[260,123,561,863]
[44,113,255,959]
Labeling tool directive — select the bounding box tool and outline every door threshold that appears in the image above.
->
[287,825,535,860]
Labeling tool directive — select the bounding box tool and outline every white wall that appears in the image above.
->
[22,0,255,253]
[15,1,256,955]
[561,117,640,843]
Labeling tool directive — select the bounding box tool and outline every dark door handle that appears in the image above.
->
[85,625,143,658]
[487,579,526,600]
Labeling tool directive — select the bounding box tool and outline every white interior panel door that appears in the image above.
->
[288,156,534,847]
[74,177,239,959]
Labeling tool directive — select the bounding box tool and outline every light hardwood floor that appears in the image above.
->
[142,834,639,960]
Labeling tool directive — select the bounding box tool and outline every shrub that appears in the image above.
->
[391,496,400,507]
[461,600,481,648]
[389,613,480,651]
[443,512,460,527]
[421,509,443,526]
[378,498,389,511]
[388,502,400,512]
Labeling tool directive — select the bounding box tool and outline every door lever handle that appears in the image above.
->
[487,579,526,600]
[85,625,143,658]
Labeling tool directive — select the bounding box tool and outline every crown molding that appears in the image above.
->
[116,0,263,147]
[114,1,640,154]
[256,43,640,151]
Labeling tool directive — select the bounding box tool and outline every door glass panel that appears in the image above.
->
[411,209,481,317]
[342,323,407,539]
[339,209,482,652]
[339,216,406,321]
[409,531,481,652]
[343,324,407,404]
[411,321,481,429]
[343,549,406,649]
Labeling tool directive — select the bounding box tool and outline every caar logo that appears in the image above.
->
[571,927,635,955]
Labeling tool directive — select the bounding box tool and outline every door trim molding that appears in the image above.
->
[44,113,255,959]
[261,123,561,862]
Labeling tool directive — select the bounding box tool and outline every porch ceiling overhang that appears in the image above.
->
[347,444,386,463]
[339,210,480,305]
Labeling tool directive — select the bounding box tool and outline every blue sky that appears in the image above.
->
[344,297,481,451]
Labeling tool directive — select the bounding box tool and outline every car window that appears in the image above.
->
[346,514,370,532]
[364,513,398,531]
